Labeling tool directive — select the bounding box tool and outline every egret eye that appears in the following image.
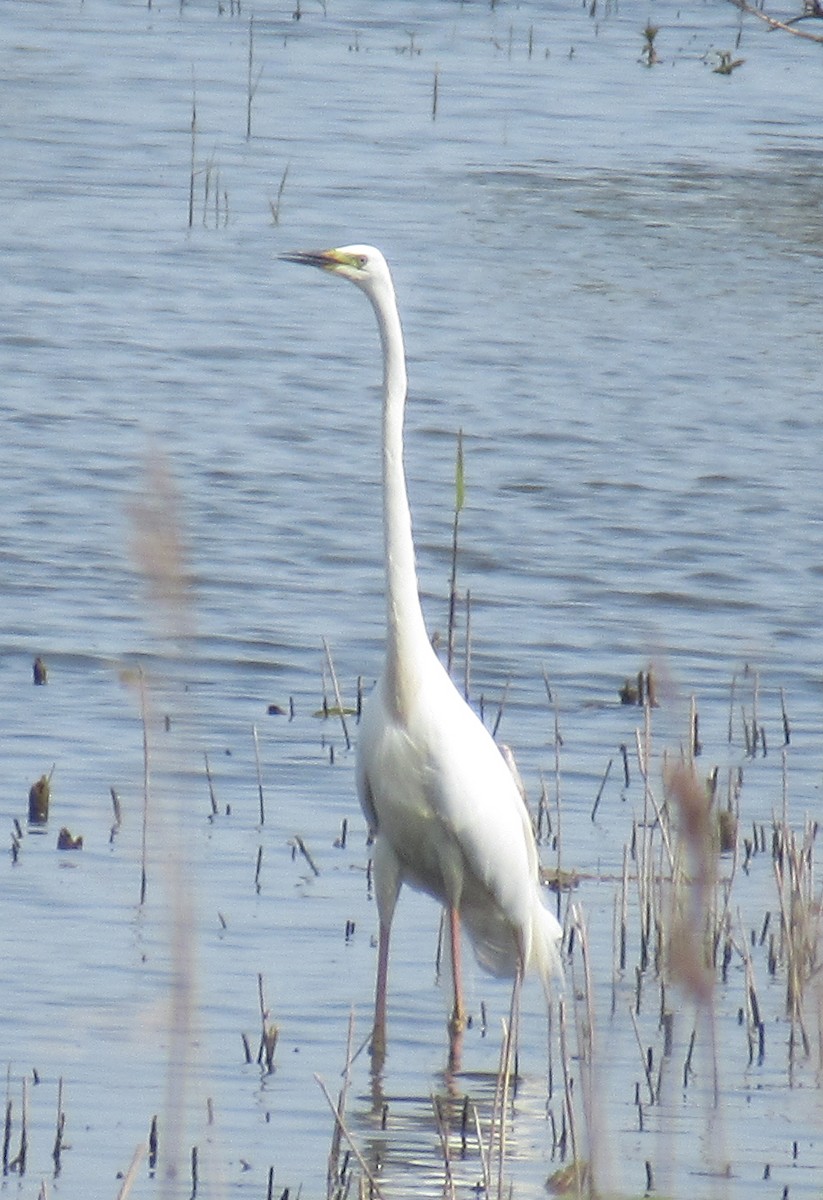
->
[357,254,368,268]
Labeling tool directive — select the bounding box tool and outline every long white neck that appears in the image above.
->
[366,273,432,718]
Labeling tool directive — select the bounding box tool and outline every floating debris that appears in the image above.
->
[32,657,48,685]
[713,50,745,74]
[57,828,83,851]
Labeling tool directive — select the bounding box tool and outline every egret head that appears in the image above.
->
[280,244,390,295]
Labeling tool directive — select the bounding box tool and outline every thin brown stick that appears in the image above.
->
[322,638,352,750]
[728,0,823,41]
[315,1075,387,1200]
[115,1143,147,1200]
[430,1094,456,1199]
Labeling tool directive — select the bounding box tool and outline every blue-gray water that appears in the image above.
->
[2,2,823,1197]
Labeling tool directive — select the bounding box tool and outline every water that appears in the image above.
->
[2,1,823,1196]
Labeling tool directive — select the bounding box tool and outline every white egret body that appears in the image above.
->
[282,245,562,1063]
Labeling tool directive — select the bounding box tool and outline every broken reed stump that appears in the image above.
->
[33,656,48,685]
[619,667,657,707]
[57,828,83,850]
[28,774,51,824]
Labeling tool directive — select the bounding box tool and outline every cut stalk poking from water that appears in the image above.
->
[188,79,197,228]
[252,724,265,825]
[52,1077,65,1174]
[590,756,612,821]
[269,163,290,225]
[139,668,150,906]
[204,751,218,817]
[2,1096,11,1174]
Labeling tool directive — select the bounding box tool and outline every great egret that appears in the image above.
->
[281,245,562,1065]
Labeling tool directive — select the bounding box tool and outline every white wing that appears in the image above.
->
[357,651,561,983]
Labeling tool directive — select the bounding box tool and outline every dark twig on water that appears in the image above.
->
[252,724,266,825]
[204,751,218,817]
[727,0,823,41]
[293,835,320,877]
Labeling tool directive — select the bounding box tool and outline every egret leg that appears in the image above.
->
[371,918,391,1067]
[447,906,466,1070]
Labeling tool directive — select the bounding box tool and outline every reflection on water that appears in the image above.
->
[2,0,823,1196]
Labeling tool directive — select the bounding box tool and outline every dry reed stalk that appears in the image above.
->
[543,672,563,880]
[115,1144,146,1200]
[446,429,464,678]
[315,1076,386,1200]
[590,757,611,821]
[780,685,791,745]
[493,1006,516,1199]
[203,751,218,817]
[729,0,823,45]
[458,1096,488,1196]
[629,1006,656,1105]
[430,1094,456,1200]
[734,916,765,1065]
[2,1094,10,1174]
[689,694,701,758]
[246,15,256,139]
[13,1076,27,1176]
[556,997,582,1191]
[322,638,352,750]
[463,588,472,702]
[569,905,601,1196]
[726,670,736,744]
[51,1078,65,1173]
[325,1010,355,1198]
[620,842,629,972]
[138,668,150,906]
[772,814,821,1065]
[188,80,196,228]
[269,164,290,226]
[479,976,525,1199]
[252,724,265,825]
[491,678,511,740]
[293,834,320,877]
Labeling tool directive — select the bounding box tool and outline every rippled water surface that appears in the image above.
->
[3,1,823,1197]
